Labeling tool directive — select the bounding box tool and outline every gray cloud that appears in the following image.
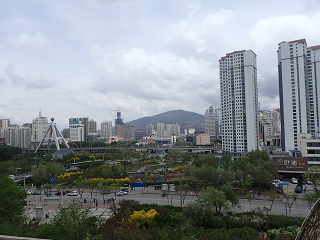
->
[5,64,56,90]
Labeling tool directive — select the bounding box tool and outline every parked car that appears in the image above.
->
[271,180,281,186]
[117,191,128,196]
[291,178,298,184]
[55,191,66,196]
[295,185,302,193]
[307,179,313,185]
[32,191,41,195]
[67,191,78,196]
[26,190,33,195]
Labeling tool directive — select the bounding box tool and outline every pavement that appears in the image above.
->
[25,201,115,224]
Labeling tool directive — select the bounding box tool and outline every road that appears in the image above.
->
[26,187,311,220]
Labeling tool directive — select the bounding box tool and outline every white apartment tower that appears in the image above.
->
[278,39,320,151]
[101,121,112,138]
[31,111,48,143]
[157,123,165,138]
[219,50,259,158]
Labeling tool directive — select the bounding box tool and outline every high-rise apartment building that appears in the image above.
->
[157,123,165,138]
[204,105,219,141]
[146,124,154,136]
[31,111,48,143]
[89,119,97,134]
[0,119,10,129]
[278,39,320,152]
[101,121,112,138]
[219,50,259,158]
[165,123,180,136]
[0,125,31,148]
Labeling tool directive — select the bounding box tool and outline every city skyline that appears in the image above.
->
[1,1,320,130]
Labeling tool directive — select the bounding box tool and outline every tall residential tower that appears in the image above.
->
[219,50,259,159]
[278,39,320,152]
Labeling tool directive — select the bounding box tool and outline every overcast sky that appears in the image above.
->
[1,0,320,130]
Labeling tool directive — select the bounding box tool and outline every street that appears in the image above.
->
[25,186,311,223]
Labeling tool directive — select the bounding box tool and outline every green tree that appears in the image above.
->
[193,154,218,168]
[200,186,227,214]
[301,192,320,210]
[167,149,182,163]
[263,189,280,211]
[0,174,27,224]
[51,202,103,240]
[245,193,253,210]
[233,149,278,188]
[303,166,320,190]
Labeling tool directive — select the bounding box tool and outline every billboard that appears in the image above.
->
[273,157,308,172]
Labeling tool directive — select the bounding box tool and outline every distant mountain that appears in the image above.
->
[130,110,205,132]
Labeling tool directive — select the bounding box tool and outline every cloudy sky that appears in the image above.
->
[1,0,320,130]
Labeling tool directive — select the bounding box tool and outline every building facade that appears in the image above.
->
[157,123,165,138]
[146,124,154,136]
[89,119,97,134]
[0,125,31,148]
[69,122,84,141]
[298,133,320,167]
[259,109,281,147]
[31,111,48,143]
[219,50,259,159]
[278,39,320,152]
[0,119,10,129]
[205,105,219,141]
[101,121,112,138]
[69,117,89,140]
[196,133,210,146]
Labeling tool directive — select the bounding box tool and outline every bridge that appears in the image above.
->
[295,197,320,239]
[23,146,221,155]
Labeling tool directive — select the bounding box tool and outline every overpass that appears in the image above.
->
[23,146,221,155]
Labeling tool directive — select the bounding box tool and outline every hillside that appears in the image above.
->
[129,110,205,132]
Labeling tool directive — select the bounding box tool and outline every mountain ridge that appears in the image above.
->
[128,109,205,132]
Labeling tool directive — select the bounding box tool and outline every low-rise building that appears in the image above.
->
[298,133,320,167]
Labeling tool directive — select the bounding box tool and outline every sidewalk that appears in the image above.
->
[25,201,114,224]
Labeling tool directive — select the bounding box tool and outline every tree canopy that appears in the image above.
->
[0,174,27,224]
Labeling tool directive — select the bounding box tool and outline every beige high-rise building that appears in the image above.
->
[31,111,48,143]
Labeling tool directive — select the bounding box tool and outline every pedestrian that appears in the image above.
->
[104,199,105,204]
[94,198,96,203]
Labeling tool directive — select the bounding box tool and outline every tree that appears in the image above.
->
[167,149,181,163]
[282,193,296,216]
[193,154,218,168]
[232,149,278,188]
[301,192,320,210]
[200,186,227,214]
[0,174,27,224]
[263,189,280,211]
[220,185,240,209]
[303,166,320,190]
[245,194,253,210]
[175,183,190,205]
[51,202,103,240]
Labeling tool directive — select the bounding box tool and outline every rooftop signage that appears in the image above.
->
[273,157,308,172]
